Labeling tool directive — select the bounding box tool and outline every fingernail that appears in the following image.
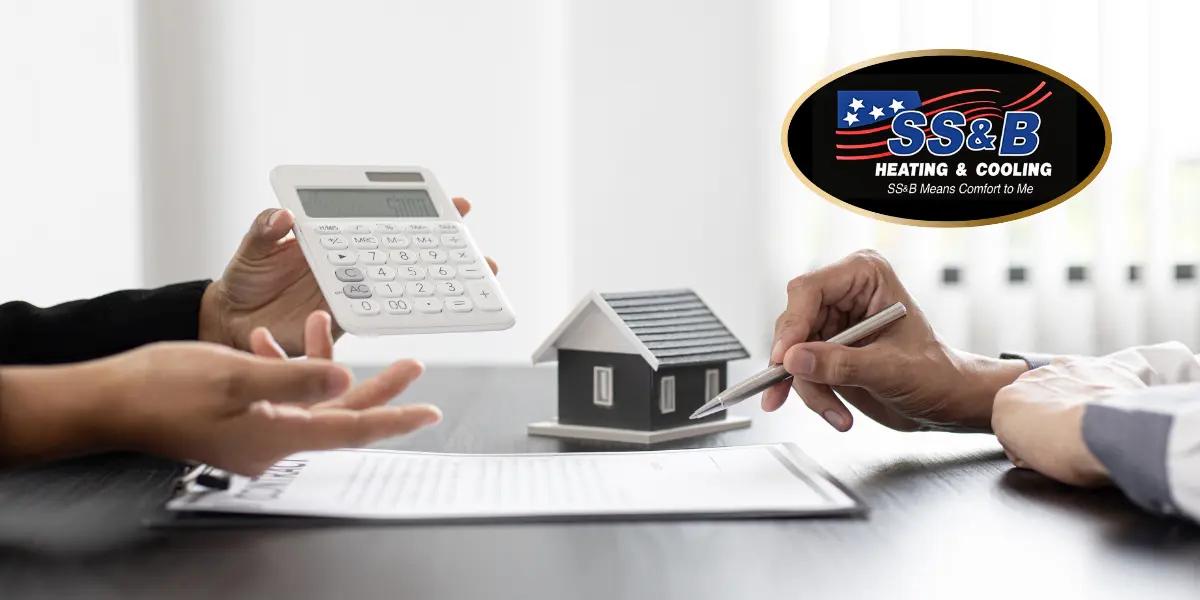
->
[822,410,848,431]
[266,209,282,229]
[421,406,443,425]
[771,339,783,361]
[794,349,816,375]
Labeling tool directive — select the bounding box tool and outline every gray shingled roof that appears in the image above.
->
[598,289,749,367]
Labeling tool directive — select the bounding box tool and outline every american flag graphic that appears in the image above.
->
[835,81,1052,160]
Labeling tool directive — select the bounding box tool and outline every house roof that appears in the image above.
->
[532,289,749,370]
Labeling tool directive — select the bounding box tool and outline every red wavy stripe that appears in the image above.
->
[923,99,994,115]
[1012,90,1052,112]
[835,151,894,160]
[836,140,888,149]
[920,88,999,106]
[1002,81,1046,108]
[962,107,1003,117]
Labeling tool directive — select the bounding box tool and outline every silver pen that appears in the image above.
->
[690,301,908,420]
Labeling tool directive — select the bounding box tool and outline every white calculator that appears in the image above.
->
[270,165,515,335]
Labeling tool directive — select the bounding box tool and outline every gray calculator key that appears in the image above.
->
[336,267,365,282]
[344,283,372,298]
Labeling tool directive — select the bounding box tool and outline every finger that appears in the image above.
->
[249,327,288,360]
[760,379,791,412]
[237,208,295,260]
[793,378,853,431]
[485,256,498,274]
[771,251,889,364]
[783,341,893,389]
[304,310,335,360]
[226,356,352,406]
[317,359,425,410]
[264,404,443,451]
[452,197,471,217]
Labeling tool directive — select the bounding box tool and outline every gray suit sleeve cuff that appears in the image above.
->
[999,352,1054,370]
[1082,403,1176,516]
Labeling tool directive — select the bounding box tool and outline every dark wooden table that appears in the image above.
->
[0,365,1197,599]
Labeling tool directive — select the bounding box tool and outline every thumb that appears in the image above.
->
[237,208,295,259]
[225,355,353,406]
[782,342,893,388]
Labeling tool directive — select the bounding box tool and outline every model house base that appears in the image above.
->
[527,415,751,445]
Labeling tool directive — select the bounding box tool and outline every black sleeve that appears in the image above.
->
[0,280,212,365]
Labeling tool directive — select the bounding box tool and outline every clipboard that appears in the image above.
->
[151,444,866,528]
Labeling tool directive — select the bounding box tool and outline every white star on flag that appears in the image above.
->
[848,97,865,111]
[843,111,860,125]
[869,106,885,120]
[888,98,905,113]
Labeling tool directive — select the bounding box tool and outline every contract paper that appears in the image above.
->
[167,444,862,521]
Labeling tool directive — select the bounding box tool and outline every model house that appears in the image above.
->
[530,289,751,443]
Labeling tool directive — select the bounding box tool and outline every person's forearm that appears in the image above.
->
[0,363,117,465]
[950,352,1028,430]
[0,281,212,365]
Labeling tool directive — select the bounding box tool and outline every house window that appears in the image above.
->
[705,368,721,401]
[659,376,676,414]
[593,366,614,407]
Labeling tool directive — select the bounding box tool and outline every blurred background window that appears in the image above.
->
[2,0,1197,370]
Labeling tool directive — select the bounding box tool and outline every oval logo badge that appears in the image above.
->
[782,50,1111,226]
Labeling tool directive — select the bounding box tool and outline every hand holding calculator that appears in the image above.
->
[270,165,515,335]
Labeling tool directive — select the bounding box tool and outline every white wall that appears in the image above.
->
[563,0,776,367]
[0,0,140,306]
[135,0,786,366]
[137,0,567,364]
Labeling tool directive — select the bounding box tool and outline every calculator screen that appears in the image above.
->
[297,189,439,218]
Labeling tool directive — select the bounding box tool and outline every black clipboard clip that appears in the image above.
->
[177,463,233,492]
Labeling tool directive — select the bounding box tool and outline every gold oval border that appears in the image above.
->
[781,49,1113,228]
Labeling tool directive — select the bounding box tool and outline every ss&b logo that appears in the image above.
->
[783,50,1111,226]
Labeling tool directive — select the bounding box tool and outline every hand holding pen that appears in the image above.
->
[758,251,1028,433]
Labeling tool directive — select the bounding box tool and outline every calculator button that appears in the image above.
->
[382,234,411,249]
[440,234,466,249]
[358,250,387,265]
[458,265,485,279]
[399,265,427,280]
[406,281,434,297]
[436,280,465,296]
[348,224,372,235]
[405,224,434,234]
[383,298,412,315]
[313,224,341,234]
[351,299,381,315]
[374,223,402,234]
[417,297,444,313]
[429,265,456,279]
[436,222,460,233]
[466,281,503,311]
[446,297,474,312]
[335,267,365,282]
[368,265,397,281]
[375,282,404,297]
[327,251,356,266]
[420,249,446,264]
[390,250,418,264]
[413,234,438,248]
[351,234,379,249]
[320,235,349,250]
[451,249,475,263]
[343,283,372,299]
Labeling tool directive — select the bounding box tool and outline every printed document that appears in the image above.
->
[167,444,862,520]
